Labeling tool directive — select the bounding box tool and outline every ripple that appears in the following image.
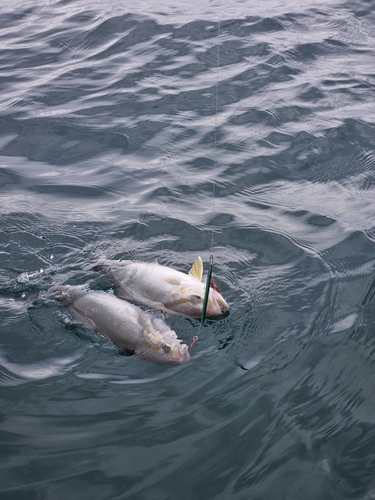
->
[0,347,84,386]
[1,2,375,497]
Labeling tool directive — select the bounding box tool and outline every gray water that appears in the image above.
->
[1,0,375,498]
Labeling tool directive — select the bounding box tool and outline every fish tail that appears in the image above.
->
[91,250,107,271]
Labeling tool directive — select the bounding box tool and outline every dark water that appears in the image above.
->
[1,0,375,498]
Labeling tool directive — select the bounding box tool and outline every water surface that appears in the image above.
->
[1,0,375,498]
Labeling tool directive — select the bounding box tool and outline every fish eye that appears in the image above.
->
[190,294,202,302]
[161,343,171,353]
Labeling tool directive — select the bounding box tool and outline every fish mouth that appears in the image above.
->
[208,308,230,321]
[135,343,190,365]
[178,344,190,364]
[219,297,229,313]
[157,345,190,365]
[205,296,229,318]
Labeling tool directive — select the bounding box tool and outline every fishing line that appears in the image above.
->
[211,0,221,250]
[194,0,222,339]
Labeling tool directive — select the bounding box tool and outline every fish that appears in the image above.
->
[51,285,190,365]
[95,256,229,319]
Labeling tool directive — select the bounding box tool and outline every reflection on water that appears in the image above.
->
[0,346,83,386]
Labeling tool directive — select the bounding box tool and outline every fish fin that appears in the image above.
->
[91,250,106,268]
[162,277,181,285]
[188,256,203,281]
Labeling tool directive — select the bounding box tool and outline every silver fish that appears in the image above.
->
[52,285,190,365]
[96,256,229,318]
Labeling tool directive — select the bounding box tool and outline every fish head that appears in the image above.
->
[206,287,230,317]
[166,282,229,318]
[135,320,190,365]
